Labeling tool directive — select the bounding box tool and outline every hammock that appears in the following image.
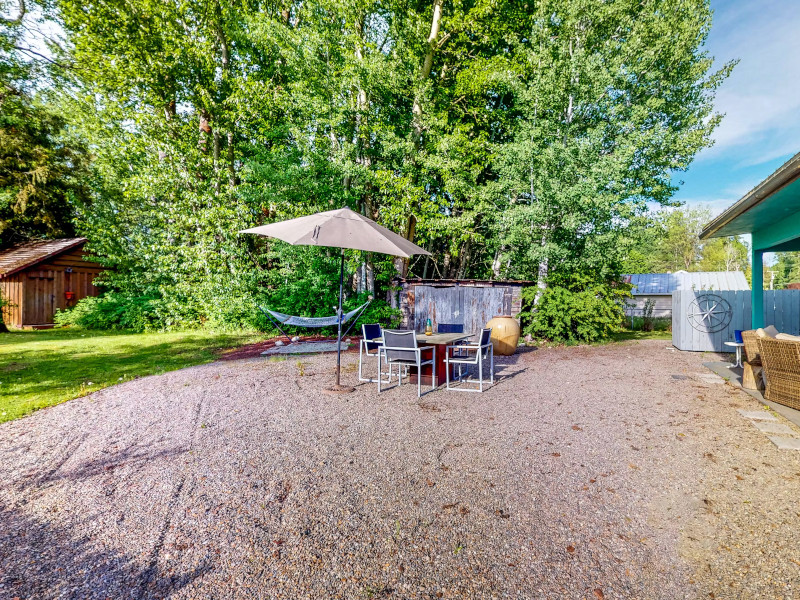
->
[259,300,371,340]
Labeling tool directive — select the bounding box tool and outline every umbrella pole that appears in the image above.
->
[336,249,344,386]
[323,249,354,394]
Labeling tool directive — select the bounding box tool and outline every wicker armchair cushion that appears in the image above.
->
[756,325,779,338]
[776,333,800,342]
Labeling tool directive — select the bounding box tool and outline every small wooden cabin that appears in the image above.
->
[0,238,104,328]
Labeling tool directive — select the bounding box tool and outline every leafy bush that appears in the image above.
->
[254,292,401,337]
[0,289,10,332]
[627,316,671,332]
[520,276,631,343]
[54,294,162,332]
[642,298,656,332]
[54,287,401,336]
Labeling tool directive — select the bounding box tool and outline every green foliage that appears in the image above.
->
[627,316,672,333]
[9,0,729,337]
[0,1,92,247]
[520,275,631,344]
[611,329,672,342]
[0,287,9,331]
[54,283,400,335]
[770,253,800,289]
[641,298,656,332]
[54,294,161,331]
[624,206,749,275]
[0,96,91,247]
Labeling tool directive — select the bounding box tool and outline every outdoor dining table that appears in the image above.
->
[412,332,471,386]
[372,332,470,387]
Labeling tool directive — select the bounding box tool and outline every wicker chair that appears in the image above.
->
[740,330,765,391]
[741,330,762,366]
[757,337,800,411]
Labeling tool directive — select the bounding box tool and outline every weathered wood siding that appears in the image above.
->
[398,280,526,341]
[0,273,25,327]
[625,295,672,318]
[672,290,800,352]
[0,246,103,327]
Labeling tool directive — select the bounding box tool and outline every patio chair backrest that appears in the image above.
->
[438,323,464,334]
[383,329,417,362]
[362,323,382,352]
[479,328,492,357]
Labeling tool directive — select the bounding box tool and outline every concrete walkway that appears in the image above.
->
[703,360,800,428]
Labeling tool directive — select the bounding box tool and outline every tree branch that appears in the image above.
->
[13,46,73,71]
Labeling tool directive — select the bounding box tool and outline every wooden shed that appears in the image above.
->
[395,278,530,339]
[625,271,750,318]
[0,238,104,328]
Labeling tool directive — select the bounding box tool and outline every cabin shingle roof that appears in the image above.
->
[0,238,88,278]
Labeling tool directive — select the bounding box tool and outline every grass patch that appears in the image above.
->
[610,329,672,342]
[0,328,261,424]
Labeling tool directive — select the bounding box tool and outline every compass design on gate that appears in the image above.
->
[687,293,732,333]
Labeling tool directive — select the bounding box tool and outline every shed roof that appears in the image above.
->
[626,271,749,295]
[397,278,534,286]
[0,238,88,278]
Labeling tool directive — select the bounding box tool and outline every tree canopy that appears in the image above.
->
[0,0,732,337]
[624,206,749,276]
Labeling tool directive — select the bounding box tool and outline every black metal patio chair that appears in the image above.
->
[378,330,436,398]
[358,323,394,384]
[445,328,494,392]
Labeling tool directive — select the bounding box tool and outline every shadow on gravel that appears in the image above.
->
[0,505,212,599]
[20,443,190,491]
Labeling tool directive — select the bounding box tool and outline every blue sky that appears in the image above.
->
[671,0,800,217]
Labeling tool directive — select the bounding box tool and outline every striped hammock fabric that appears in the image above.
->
[264,300,370,328]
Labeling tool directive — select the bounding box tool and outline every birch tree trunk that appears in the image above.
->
[412,0,444,144]
[396,0,444,278]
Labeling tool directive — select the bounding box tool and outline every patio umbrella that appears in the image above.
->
[241,207,431,393]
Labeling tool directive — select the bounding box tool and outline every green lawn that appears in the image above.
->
[0,328,262,424]
[610,329,672,342]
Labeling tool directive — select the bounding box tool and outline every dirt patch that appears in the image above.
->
[219,334,361,360]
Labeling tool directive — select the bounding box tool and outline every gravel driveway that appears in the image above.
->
[2,339,799,599]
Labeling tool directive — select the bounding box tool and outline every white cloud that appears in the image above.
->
[698,0,800,166]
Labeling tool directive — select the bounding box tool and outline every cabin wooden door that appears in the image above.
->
[25,270,57,325]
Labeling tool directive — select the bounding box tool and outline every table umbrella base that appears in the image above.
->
[322,384,355,394]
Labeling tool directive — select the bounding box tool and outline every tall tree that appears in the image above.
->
[0,0,90,247]
[42,0,731,331]
[624,206,749,275]
[772,253,800,289]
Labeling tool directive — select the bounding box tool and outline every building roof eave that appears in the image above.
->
[700,151,800,240]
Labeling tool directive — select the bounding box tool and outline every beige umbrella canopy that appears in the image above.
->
[241,207,430,393]
[241,208,430,258]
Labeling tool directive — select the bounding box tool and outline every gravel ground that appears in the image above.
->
[2,339,800,599]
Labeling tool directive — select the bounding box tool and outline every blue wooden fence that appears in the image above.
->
[672,290,800,352]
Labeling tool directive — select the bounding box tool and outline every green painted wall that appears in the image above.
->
[752,209,800,251]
